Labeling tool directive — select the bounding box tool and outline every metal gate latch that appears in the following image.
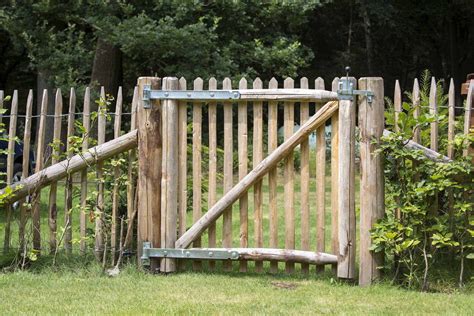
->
[337,67,374,103]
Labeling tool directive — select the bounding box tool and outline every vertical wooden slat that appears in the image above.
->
[0,90,3,125]
[178,78,187,239]
[19,90,33,252]
[330,77,339,274]
[32,89,48,252]
[126,86,138,242]
[95,87,106,260]
[223,77,233,271]
[80,87,91,254]
[160,77,179,273]
[111,86,123,263]
[253,77,264,273]
[192,77,203,270]
[268,77,279,273]
[464,80,473,158]
[283,77,295,273]
[137,77,162,270]
[48,88,63,254]
[359,77,385,286]
[208,77,218,270]
[337,77,357,280]
[394,80,401,132]
[3,90,18,253]
[300,77,310,275]
[315,77,326,274]
[429,77,438,152]
[238,77,248,272]
[64,88,76,254]
[412,79,421,144]
[447,79,455,159]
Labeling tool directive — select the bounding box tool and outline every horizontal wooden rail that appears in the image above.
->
[238,89,338,101]
[383,129,451,163]
[175,100,339,249]
[1,130,138,203]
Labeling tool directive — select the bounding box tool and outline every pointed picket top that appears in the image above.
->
[55,88,63,109]
[209,77,217,90]
[194,77,203,90]
[314,77,325,90]
[429,77,437,111]
[300,77,309,89]
[239,77,247,90]
[179,77,187,90]
[223,77,232,90]
[412,78,421,143]
[463,80,473,156]
[394,80,401,112]
[448,78,455,104]
[69,87,76,113]
[114,86,122,122]
[253,77,263,89]
[269,77,278,89]
[283,77,294,88]
[412,78,420,107]
[447,78,456,159]
[100,86,105,100]
[331,77,339,92]
[116,86,122,106]
[11,90,18,113]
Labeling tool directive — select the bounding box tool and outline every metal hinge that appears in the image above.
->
[141,88,241,108]
[337,66,374,103]
[141,242,240,265]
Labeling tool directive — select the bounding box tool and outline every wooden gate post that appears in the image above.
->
[358,77,385,286]
[337,77,357,280]
[137,77,162,271]
[160,77,179,273]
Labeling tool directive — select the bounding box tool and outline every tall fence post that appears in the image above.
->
[137,77,162,271]
[160,77,179,273]
[358,77,385,286]
[337,77,357,280]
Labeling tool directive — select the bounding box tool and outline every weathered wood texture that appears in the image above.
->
[330,77,339,273]
[175,101,339,250]
[300,77,310,274]
[160,77,179,273]
[268,77,279,273]
[64,88,76,254]
[283,78,295,273]
[95,87,106,260]
[358,77,385,286]
[80,87,91,254]
[137,77,162,271]
[337,78,357,280]
[238,77,249,272]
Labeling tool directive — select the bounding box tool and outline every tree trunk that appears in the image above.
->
[90,38,123,95]
[359,0,374,74]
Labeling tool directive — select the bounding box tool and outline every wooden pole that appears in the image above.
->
[3,90,18,253]
[160,77,179,273]
[315,77,327,274]
[238,77,249,272]
[208,77,218,270]
[330,77,339,274]
[222,77,233,271]
[268,77,279,273]
[80,87,91,254]
[177,77,187,271]
[358,77,385,286]
[447,79,455,159]
[337,78,357,280]
[126,86,138,249]
[300,77,310,275]
[3,130,138,203]
[175,101,339,250]
[192,77,203,271]
[284,77,295,273]
[253,77,264,272]
[64,88,76,254]
[32,89,48,252]
[48,88,63,254]
[137,77,162,271]
[111,86,123,263]
[19,90,33,252]
[463,80,473,159]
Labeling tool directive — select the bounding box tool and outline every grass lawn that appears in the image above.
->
[1,262,474,315]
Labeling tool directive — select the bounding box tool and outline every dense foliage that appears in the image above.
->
[371,72,474,291]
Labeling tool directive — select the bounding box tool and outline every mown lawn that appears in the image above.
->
[1,262,474,315]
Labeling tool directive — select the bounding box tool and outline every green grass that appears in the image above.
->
[1,262,473,314]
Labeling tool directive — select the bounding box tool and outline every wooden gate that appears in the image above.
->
[136,76,386,285]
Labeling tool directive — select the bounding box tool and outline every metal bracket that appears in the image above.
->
[141,242,240,266]
[337,66,374,103]
[141,88,241,108]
